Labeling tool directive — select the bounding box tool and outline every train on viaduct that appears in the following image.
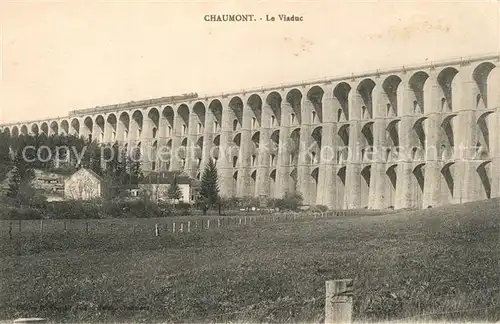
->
[1,53,500,210]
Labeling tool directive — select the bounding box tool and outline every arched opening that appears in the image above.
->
[250,170,257,197]
[437,67,459,112]
[441,162,455,204]
[477,161,492,199]
[310,126,322,164]
[476,112,493,159]
[83,118,92,141]
[360,165,371,208]
[440,115,456,160]
[229,96,243,131]
[266,92,282,127]
[20,125,28,136]
[336,166,347,208]
[95,115,105,142]
[269,169,277,198]
[357,79,376,120]
[288,128,301,166]
[247,94,262,130]
[162,106,174,137]
[286,89,302,125]
[50,121,59,136]
[382,75,402,117]
[60,120,69,136]
[177,104,190,136]
[386,164,398,208]
[147,108,160,139]
[106,114,117,142]
[233,171,238,195]
[334,82,351,121]
[409,71,429,115]
[307,86,324,124]
[31,124,39,136]
[131,110,143,142]
[195,136,203,169]
[209,100,223,133]
[193,102,206,134]
[70,118,80,136]
[361,122,374,162]
[311,167,319,204]
[412,163,425,208]
[473,62,496,109]
[233,133,241,167]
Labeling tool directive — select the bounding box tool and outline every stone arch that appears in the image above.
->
[410,117,427,160]
[306,85,324,124]
[177,104,190,136]
[409,71,429,115]
[3,127,10,136]
[382,75,402,117]
[360,165,371,208]
[472,62,497,109]
[412,163,426,208]
[194,136,203,168]
[250,170,257,196]
[440,162,455,204]
[118,112,130,142]
[269,169,277,198]
[487,65,500,110]
[20,125,28,136]
[440,114,457,160]
[131,110,143,142]
[193,102,206,135]
[251,131,260,152]
[386,164,398,208]
[233,133,241,165]
[334,82,351,121]
[229,96,244,131]
[147,108,160,139]
[40,122,49,136]
[70,118,80,136]
[31,123,39,135]
[288,128,301,166]
[266,91,282,127]
[289,168,298,194]
[208,100,223,133]
[285,88,303,125]
[437,67,459,112]
[336,166,347,208]
[106,114,117,142]
[270,129,280,155]
[361,122,374,162]
[49,121,59,136]
[310,167,319,203]
[337,124,349,163]
[356,78,376,120]
[247,94,262,130]
[476,160,492,199]
[310,126,322,164]
[60,120,69,136]
[95,115,105,142]
[82,118,92,141]
[162,106,174,137]
[232,171,238,195]
[476,111,494,159]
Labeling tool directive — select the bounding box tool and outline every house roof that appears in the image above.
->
[139,171,194,185]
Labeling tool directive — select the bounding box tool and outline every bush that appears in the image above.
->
[103,199,165,218]
[309,205,329,213]
[44,200,103,219]
[268,193,304,211]
[1,207,44,220]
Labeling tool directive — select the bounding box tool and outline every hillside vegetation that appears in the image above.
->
[1,199,499,322]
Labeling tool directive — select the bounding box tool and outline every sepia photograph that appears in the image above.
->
[0,0,499,323]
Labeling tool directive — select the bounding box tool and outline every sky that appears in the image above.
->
[0,0,499,124]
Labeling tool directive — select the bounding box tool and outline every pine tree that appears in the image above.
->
[167,174,183,204]
[199,158,220,214]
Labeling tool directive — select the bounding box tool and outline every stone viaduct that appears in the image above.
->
[2,54,500,210]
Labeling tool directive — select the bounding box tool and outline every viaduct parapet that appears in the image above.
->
[2,54,500,210]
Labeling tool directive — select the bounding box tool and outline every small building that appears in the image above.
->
[139,171,198,204]
[64,168,104,200]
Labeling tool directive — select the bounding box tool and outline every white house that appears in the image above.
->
[64,168,104,200]
[139,171,199,204]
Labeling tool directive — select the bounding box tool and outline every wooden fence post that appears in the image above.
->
[85,222,89,235]
[207,219,210,229]
[187,221,191,233]
[172,222,176,233]
[9,222,12,240]
[180,223,184,233]
[64,221,67,232]
[325,279,353,324]
[155,224,159,237]
[39,220,43,233]
[218,218,221,228]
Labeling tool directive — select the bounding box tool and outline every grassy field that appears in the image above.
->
[1,199,499,323]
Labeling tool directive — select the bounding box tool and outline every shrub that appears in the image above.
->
[309,205,329,213]
[268,193,304,211]
[44,200,103,219]
[3,207,43,220]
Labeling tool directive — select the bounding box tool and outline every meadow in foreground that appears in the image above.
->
[1,199,499,323]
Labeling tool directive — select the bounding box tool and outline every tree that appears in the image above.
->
[7,149,35,206]
[167,174,183,206]
[199,158,220,215]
